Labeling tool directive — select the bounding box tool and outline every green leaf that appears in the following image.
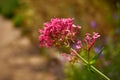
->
[89,47,104,65]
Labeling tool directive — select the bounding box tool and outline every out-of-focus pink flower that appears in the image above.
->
[84,32,100,51]
[75,40,82,49]
[71,40,82,52]
[61,53,69,61]
[39,18,81,47]
[61,51,77,64]
[104,61,110,66]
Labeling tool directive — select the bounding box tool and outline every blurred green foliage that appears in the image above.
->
[0,0,25,28]
[13,13,23,27]
[65,64,105,80]
[0,0,20,18]
[64,42,120,80]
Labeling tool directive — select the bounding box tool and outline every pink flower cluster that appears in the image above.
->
[62,32,100,63]
[39,18,100,63]
[84,32,100,51]
[39,18,81,47]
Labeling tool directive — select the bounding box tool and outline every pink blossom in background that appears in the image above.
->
[61,51,77,64]
[72,40,82,50]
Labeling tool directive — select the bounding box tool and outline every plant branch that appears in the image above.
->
[71,48,110,80]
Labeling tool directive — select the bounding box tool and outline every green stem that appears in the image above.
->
[71,48,110,80]
[87,50,90,65]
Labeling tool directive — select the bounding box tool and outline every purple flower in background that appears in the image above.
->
[94,47,104,58]
[115,28,120,34]
[90,21,96,28]
[95,47,101,53]
[113,13,118,20]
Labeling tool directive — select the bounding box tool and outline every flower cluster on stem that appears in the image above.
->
[39,18,81,47]
[39,18,110,80]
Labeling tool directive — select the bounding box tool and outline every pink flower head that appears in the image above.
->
[39,18,81,47]
[84,32,100,51]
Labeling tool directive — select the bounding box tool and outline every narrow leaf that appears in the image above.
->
[90,47,104,65]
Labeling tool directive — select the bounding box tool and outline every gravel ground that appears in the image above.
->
[0,16,63,80]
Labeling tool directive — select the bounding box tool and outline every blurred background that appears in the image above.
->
[0,0,120,80]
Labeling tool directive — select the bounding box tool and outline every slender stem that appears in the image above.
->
[90,66,110,80]
[87,50,90,65]
[71,48,110,80]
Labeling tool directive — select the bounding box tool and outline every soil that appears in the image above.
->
[0,16,63,80]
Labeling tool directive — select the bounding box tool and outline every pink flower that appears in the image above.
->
[61,51,77,64]
[93,32,100,39]
[39,18,81,47]
[75,40,82,50]
[84,32,100,51]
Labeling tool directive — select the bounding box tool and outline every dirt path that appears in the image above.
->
[0,16,60,80]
